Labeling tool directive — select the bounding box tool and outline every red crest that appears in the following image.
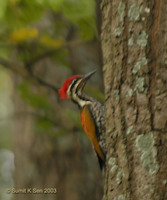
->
[58,75,81,99]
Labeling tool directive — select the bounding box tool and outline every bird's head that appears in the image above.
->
[58,70,96,100]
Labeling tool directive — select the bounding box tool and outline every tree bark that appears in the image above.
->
[101,0,167,199]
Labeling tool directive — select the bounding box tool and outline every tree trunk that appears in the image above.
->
[101,0,167,199]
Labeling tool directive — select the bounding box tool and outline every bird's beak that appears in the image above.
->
[77,70,96,90]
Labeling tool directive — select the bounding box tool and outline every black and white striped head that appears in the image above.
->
[58,70,96,106]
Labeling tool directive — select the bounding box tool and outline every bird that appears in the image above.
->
[58,70,106,169]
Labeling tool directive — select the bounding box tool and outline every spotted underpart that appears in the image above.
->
[79,99,106,169]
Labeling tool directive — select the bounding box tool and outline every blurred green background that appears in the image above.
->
[0,0,104,200]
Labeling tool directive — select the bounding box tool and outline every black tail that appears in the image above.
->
[96,151,105,170]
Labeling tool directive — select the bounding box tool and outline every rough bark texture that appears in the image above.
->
[101,0,167,199]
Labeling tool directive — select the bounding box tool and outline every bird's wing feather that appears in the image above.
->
[80,105,105,162]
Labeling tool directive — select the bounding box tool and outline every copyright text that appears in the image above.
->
[6,187,57,194]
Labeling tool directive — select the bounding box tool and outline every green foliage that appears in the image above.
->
[0,0,7,20]
[86,86,105,104]
[78,18,96,40]
[35,117,68,138]
[0,0,97,75]
[0,68,13,149]
[0,0,97,139]
[65,108,81,128]
[51,49,69,66]
[0,0,97,70]
[36,118,53,131]
[18,81,52,110]
[58,0,96,39]
[2,0,44,28]
[0,0,96,40]
[0,124,12,149]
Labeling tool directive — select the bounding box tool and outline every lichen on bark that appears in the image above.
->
[136,132,159,174]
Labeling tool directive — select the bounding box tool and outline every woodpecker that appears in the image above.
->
[58,70,106,169]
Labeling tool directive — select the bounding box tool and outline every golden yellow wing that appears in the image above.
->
[80,105,105,163]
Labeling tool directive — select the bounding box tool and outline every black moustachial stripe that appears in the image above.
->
[70,79,78,97]
[70,79,90,108]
